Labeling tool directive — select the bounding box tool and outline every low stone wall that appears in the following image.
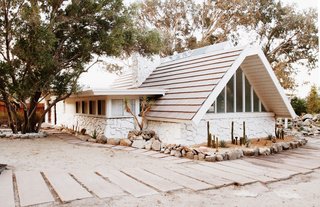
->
[57,114,135,139]
[147,113,275,145]
[104,117,135,138]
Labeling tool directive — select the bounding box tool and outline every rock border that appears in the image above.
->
[78,129,308,163]
[0,129,48,139]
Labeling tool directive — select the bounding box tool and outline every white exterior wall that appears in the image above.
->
[147,112,275,145]
[48,96,138,138]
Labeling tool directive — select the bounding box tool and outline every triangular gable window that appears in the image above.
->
[208,68,267,113]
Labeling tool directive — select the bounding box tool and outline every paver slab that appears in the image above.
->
[233,160,295,179]
[44,171,92,202]
[142,151,161,156]
[261,156,319,169]
[144,166,212,191]
[122,168,183,192]
[15,171,54,207]
[225,160,295,179]
[150,153,169,158]
[170,166,233,187]
[112,145,127,150]
[190,164,256,185]
[161,156,181,161]
[122,147,137,151]
[0,170,15,207]
[98,168,158,198]
[130,149,148,154]
[247,158,311,174]
[170,158,193,164]
[71,171,126,198]
[210,162,275,183]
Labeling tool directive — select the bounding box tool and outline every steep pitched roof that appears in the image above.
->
[140,45,295,123]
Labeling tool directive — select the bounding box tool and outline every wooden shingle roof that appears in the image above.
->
[140,47,245,121]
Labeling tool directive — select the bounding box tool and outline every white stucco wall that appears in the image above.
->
[147,112,275,145]
[47,97,136,138]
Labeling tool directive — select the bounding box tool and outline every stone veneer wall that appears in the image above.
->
[147,113,275,145]
[57,113,134,139]
[53,100,135,138]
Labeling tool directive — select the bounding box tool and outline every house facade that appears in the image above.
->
[46,42,295,145]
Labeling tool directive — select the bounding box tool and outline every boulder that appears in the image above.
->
[282,142,290,150]
[205,155,216,162]
[145,140,153,150]
[88,138,97,143]
[170,150,176,156]
[198,153,206,161]
[164,148,171,154]
[226,150,238,160]
[0,134,6,138]
[151,140,161,151]
[302,114,313,121]
[193,155,199,160]
[216,154,224,161]
[132,139,146,149]
[303,119,312,126]
[186,151,194,159]
[258,147,271,155]
[107,138,120,145]
[242,148,255,156]
[120,138,132,147]
[174,150,182,157]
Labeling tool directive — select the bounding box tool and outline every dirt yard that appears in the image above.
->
[0,134,319,207]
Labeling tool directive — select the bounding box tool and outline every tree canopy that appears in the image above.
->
[306,85,320,114]
[0,0,161,133]
[135,0,318,89]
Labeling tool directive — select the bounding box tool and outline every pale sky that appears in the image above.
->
[80,0,319,98]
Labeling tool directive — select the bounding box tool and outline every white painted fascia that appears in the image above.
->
[255,49,296,118]
[146,116,192,124]
[192,46,252,125]
[71,88,166,97]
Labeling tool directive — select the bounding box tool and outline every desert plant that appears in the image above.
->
[231,121,234,144]
[219,140,227,148]
[207,121,211,147]
[125,97,154,131]
[92,129,98,139]
[267,134,273,140]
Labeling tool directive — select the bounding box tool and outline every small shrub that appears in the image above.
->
[267,134,273,140]
[91,129,98,139]
[219,140,227,148]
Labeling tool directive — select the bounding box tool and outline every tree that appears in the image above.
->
[290,96,307,116]
[125,96,153,131]
[136,0,318,89]
[0,0,161,133]
[306,85,320,114]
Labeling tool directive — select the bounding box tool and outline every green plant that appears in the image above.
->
[219,140,227,148]
[91,129,98,139]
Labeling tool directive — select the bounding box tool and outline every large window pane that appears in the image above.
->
[245,76,251,112]
[111,99,123,116]
[98,100,106,115]
[253,90,259,112]
[89,100,96,115]
[75,101,80,113]
[226,76,234,112]
[236,69,243,112]
[81,101,88,114]
[125,99,136,116]
[217,88,225,113]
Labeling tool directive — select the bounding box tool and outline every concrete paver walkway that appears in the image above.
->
[1,135,320,206]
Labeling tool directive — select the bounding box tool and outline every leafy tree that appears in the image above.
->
[136,0,318,89]
[306,85,320,114]
[290,96,307,116]
[0,0,161,133]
